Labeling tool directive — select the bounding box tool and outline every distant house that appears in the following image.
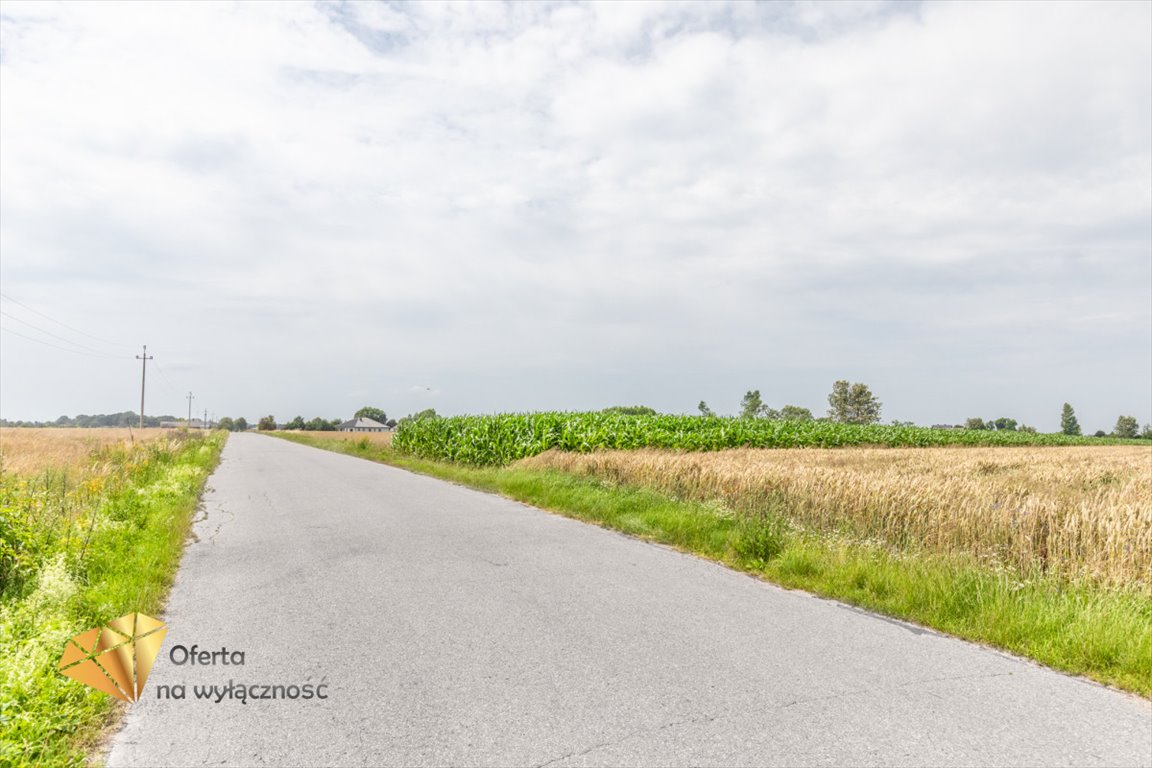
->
[339,417,389,433]
[160,419,212,429]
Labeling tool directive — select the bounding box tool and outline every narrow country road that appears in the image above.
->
[107,433,1152,767]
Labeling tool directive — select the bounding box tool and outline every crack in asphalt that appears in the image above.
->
[533,714,718,768]
[191,499,234,546]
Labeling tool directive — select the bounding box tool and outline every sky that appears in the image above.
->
[0,0,1149,432]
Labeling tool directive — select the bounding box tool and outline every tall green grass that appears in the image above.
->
[392,412,1135,466]
[0,433,224,767]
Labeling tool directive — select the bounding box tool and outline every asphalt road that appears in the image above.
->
[107,433,1152,767]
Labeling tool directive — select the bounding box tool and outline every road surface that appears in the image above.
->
[107,433,1152,767]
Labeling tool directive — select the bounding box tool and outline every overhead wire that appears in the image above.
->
[0,291,136,349]
[0,325,129,359]
[152,359,183,396]
[0,310,129,358]
[0,292,201,418]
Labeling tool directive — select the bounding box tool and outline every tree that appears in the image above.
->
[355,406,388,423]
[740,390,764,419]
[218,416,235,432]
[698,401,715,418]
[305,417,337,431]
[964,417,988,431]
[1093,430,1107,438]
[1019,424,1037,434]
[827,380,882,424]
[1113,415,1139,439]
[235,417,249,432]
[992,417,1018,432]
[257,415,276,431]
[1060,403,1081,436]
[287,415,306,430]
[780,405,813,421]
[399,408,439,425]
[1141,424,1152,440]
[602,406,657,415]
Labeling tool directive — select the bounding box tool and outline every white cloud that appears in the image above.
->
[1,0,1148,430]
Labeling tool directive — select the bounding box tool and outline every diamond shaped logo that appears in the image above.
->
[59,613,167,702]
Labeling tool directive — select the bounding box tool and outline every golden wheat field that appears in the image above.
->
[521,445,1152,590]
[0,427,174,475]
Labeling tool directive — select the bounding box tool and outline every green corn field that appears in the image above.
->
[392,413,1137,466]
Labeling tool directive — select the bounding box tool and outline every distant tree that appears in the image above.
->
[399,408,439,425]
[992,417,1018,432]
[286,416,306,430]
[218,416,235,432]
[355,406,388,423]
[964,417,988,431]
[1141,424,1152,440]
[1018,424,1037,434]
[827,380,882,425]
[385,419,397,429]
[235,417,248,432]
[1093,429,1107,438]
[257,415,276,431]
[1060,403,1081,436]
[602,406,657,416]
[890,420,915,427]
[1113,415,1139,439]
[779,406,813,421]
[304,417,333,431]
[740,390,764,419]
[698,401,716,418]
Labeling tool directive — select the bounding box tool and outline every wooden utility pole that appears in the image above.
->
[186,392,194,428]
[136,345,153,429]
[203,408,208,431]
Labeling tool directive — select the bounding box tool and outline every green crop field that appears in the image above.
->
[392,412,1136,466]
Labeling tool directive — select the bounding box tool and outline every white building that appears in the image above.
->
[339,417,389,433]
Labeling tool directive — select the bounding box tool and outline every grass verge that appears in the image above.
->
[0,432,225,767]
[275,431,1152,698]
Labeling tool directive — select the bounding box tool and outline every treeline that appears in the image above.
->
[248,407,438,432]
[963,406,1152,439]
[0,412,178,428]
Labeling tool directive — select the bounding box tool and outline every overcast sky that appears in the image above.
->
[1,0,1149,431]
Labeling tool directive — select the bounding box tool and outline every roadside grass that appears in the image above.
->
[0,432,225,767]
[274,431,1152,697]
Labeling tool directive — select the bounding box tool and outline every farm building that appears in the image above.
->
[160,419,213,429]
[339,417,389,433]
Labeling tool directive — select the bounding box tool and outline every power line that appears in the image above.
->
[0,291,136,349]
[152,359,182,396]
[0,310,128,358]
[0,325,129,359]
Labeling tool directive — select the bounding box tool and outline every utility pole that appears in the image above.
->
[203,408,208,431]
[136,345,153,429]
[186,392,194,429]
